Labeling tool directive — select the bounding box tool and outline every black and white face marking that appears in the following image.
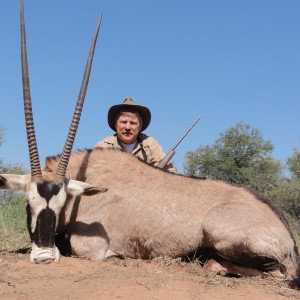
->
[26,181,67,263]
[0,173,107,264]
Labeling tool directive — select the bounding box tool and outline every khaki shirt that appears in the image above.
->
[95,133,176,173]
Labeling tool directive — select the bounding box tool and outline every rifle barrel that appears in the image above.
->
[171,115,201,151]
[157,115,201,170]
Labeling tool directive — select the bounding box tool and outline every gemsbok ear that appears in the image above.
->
[0,174,31,191]
[66,179,108,197]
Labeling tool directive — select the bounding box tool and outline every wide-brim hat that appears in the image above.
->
[108,98,151,132]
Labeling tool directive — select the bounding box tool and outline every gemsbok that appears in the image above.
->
[1,0,300,287]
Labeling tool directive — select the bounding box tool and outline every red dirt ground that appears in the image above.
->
[1,251,300,300]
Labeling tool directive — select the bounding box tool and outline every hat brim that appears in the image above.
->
[108,103,151,132]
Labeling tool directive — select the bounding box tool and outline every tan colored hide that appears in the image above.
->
[44,147,299,278]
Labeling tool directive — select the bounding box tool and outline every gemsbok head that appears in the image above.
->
[0,0,106,264]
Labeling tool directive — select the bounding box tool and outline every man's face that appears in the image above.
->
[115,113,142,144]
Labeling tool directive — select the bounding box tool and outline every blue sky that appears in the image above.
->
[1,0,299,174]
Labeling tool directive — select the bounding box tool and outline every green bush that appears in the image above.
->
[184,122,282,194]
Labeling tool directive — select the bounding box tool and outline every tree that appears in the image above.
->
[267,147,300,233]
[184,122,282,193]
[287,148,300,179]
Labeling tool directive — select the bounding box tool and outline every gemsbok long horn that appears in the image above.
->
[55,13,102,183]
[20,0,43,182]
[20,0,102,183]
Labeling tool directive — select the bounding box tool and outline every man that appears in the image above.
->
[95,97,176,173]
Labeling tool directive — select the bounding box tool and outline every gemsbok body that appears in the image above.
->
[0,0,299,287]
[44,148,300,280]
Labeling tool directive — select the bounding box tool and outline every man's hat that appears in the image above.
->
[108,98,151,132]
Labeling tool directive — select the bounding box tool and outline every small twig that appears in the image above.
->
[136,281,151,291]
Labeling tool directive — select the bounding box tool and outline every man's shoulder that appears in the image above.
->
[139,133,161,147]
[94,135,116,148]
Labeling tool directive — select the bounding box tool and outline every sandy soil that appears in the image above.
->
[1,251,300,300]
